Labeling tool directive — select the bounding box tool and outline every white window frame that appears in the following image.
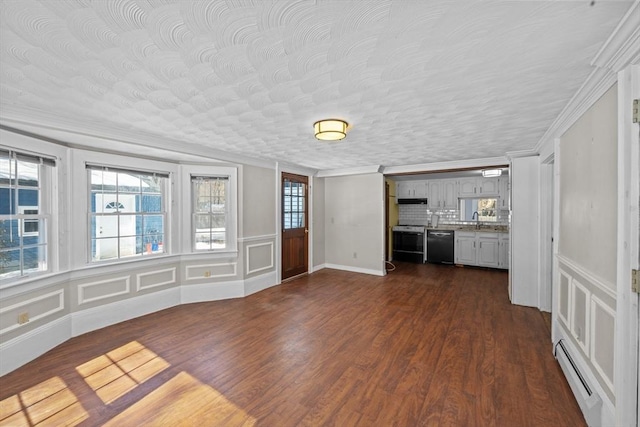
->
[87,165,169,263]
[181,165,237,255]
[191,175,230,252]
[0,150,54,282]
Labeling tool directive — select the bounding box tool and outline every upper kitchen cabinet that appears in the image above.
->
[498,177,510,209]
[396,180,428,199]
[458,178,478,197]
[428,179,457,209]
[478,177,499,196]
[458,177,499,197]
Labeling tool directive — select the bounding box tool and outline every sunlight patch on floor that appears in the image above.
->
[102,371,256,427]
[76,341,170,404]
[0,376,88,426]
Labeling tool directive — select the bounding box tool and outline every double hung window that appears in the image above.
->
[192,176,228,251]
[0,150,54,280]
[88,165,168,262]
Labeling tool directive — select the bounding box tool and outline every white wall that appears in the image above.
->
[510,155,540,307]
[312,177,325,269]
[324,173,385,276]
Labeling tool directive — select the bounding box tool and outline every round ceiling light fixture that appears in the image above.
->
[314,119,348,141]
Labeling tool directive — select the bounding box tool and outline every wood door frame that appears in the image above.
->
[280,171,309,281]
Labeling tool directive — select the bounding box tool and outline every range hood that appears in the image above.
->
[398,198,428,205]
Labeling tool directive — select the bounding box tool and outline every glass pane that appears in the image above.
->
[117,172,141,192]
[211,214,225,230]
[22,219,45,244]
[298,197,305,212]
[195,214,210,230]
[120,236,138,257]
[150,234,164,253]
[142,194,162,213]
[23,246,43,271]
[0,156,13,186]
[91,170,118,192]
[141,175,162,193]
[196,196,211,213]
[283,196,291,213]
[284,213,291,229]
[195,232,211,250]
[118,193,139,213]
[0,249,20,277]
[295,213,305,228]
[119,214,137,237]
[93,216,118,238]
[0,189,15,214]
[144,215,163,236]
[0,220,20,248]
[92,238,118,261]
[18,189,39,211]
[17,161,38,187]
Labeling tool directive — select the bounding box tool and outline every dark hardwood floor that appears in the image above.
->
[0,263,586,426]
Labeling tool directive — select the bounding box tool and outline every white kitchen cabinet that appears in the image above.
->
[397,181,427,199]
[455,231,508,269]
[478,177,499,196]
[442,179,458,208]
[427,179,457,209]
[455,232,477,265]
[427,181,441,208]
[498,177,510,209]
[477,233,500,267]
[499,233,509,269]
[458,178,477,197]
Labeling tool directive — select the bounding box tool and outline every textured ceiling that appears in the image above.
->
[0,0,634,171]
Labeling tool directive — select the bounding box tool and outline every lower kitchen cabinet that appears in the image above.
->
[455,232,477,265]
[477,234,499,268]
[455,231,508,269]
[498,234,509,269]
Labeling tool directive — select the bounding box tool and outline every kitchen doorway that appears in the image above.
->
[281,172,309,280]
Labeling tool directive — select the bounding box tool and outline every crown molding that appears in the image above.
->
[534,0,640,154]
[0,114,278,170]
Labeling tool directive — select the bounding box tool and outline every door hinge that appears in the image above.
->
[633,269,640,293]
[633,99,639,123]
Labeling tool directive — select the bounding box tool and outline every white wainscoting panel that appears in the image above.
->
[570,279,591,355]
[246,241,274,275]
[558,270,571,328]
[0,290,65,335]
[136,267,177,291]
[185,263,237,280]
[590,295,616,394]
[78,276,130,305]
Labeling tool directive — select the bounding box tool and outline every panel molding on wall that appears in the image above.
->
[558,270,572,328]
[570,279,591,355]
[238,234,277,243]
[78,276,130,305]
[136,267,177,291]
[590,295,616,394]
[557,255,616,299]
[185,262,237,280]
[0,290,65,335]
[245,241,274,275]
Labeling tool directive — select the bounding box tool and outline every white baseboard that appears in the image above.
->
[244,271,278,296]
[0,315,71,376]
[72,287,181,337]
[1,270,279,376]
[324,263,386,277]
[554,327,615,427]
[180,280,244,303]
[310,264,327,273]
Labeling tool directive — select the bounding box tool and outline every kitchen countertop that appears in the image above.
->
[427,225,509,233]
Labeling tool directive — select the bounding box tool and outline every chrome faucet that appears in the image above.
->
[472,211,480,229]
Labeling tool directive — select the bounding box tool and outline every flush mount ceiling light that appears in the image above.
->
[314,119,348,141]
[482,169,503,178]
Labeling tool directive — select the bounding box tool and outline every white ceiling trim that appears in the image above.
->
[382,156,508,176]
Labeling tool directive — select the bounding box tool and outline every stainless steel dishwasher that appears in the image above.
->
[426,230,454,264]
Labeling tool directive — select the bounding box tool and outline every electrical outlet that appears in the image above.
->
[18,312,29,324]
[204,271,211,278]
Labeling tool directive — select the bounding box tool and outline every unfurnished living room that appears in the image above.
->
[0,1,638,426]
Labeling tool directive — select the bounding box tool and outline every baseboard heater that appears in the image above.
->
[554,339,602,425]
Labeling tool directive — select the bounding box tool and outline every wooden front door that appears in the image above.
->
[281,172,308,280]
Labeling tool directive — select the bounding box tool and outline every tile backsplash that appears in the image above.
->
[398,205,508,226]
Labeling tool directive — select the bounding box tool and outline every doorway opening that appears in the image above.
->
[281,172,309,281]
